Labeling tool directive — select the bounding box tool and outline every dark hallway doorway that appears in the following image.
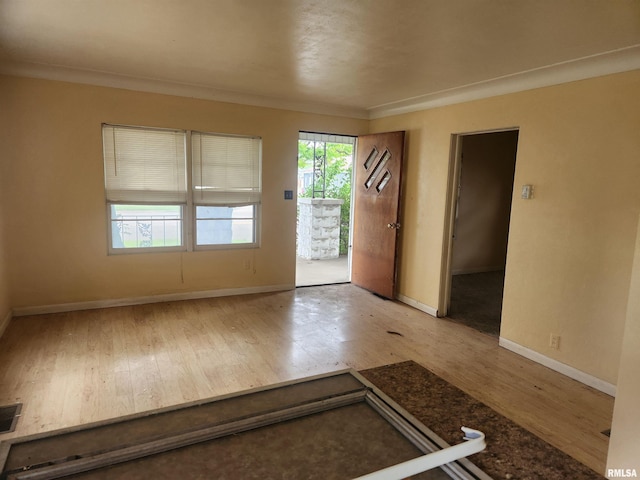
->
[447,130,519,336]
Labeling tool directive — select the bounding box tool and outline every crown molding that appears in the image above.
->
[2,45,639,121]
[368,45,640,119]
[0,60,370,120]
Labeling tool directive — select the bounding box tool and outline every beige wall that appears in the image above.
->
[0,99,12,328]
[371,70,640,385]
[0,188,10,328]
[452,131,518,274]
[0,75,368,309]
[606,214,640,475]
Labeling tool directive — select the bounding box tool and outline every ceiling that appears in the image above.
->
[1,0,639,118]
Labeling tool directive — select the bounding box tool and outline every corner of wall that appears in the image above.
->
[396,294,439,318]
[606,214,640,472]
[0,310,11,339]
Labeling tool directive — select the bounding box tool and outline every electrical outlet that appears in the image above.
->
[549,334,561,350]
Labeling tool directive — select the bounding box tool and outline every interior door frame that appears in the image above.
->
[438,127,520,317]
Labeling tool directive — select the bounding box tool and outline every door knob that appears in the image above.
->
[387,223,401,229]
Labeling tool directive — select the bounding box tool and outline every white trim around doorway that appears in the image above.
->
[438,127,520,317]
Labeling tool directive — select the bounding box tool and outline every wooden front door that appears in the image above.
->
[351,131,405,299]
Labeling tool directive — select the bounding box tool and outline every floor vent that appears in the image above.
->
[601,428,611,437]
[0,403,22,434]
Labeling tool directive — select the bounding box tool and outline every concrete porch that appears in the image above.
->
[295,255,349,287]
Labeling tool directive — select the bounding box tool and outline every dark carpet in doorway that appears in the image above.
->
[447,271,505,336]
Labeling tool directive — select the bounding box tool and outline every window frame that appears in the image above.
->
[190,130,262,251]
[193,203,260,251]
[102,124,262,254]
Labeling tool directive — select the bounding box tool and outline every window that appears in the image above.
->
[191,132,261,247]
[110,205,183,249]
[102,124,261,253]
[103,125,187,253]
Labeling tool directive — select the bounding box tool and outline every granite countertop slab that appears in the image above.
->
[361,360,605,480]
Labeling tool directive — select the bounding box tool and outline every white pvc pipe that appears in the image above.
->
[353,426,486,480]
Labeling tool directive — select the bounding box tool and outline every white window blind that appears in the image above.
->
[191,132,261,206]
[103,125,187,203]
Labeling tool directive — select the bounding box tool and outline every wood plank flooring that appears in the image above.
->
[0,284,614,474]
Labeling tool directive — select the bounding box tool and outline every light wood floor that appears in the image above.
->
[0,284,614,474]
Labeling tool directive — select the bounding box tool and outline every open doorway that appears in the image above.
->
[442,129,519,336]
[295,132,355,287]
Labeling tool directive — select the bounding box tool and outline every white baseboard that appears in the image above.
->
[0,310,11,338]
[12,284,295,317]
[499,337,616,397]
[396,294,438,318]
